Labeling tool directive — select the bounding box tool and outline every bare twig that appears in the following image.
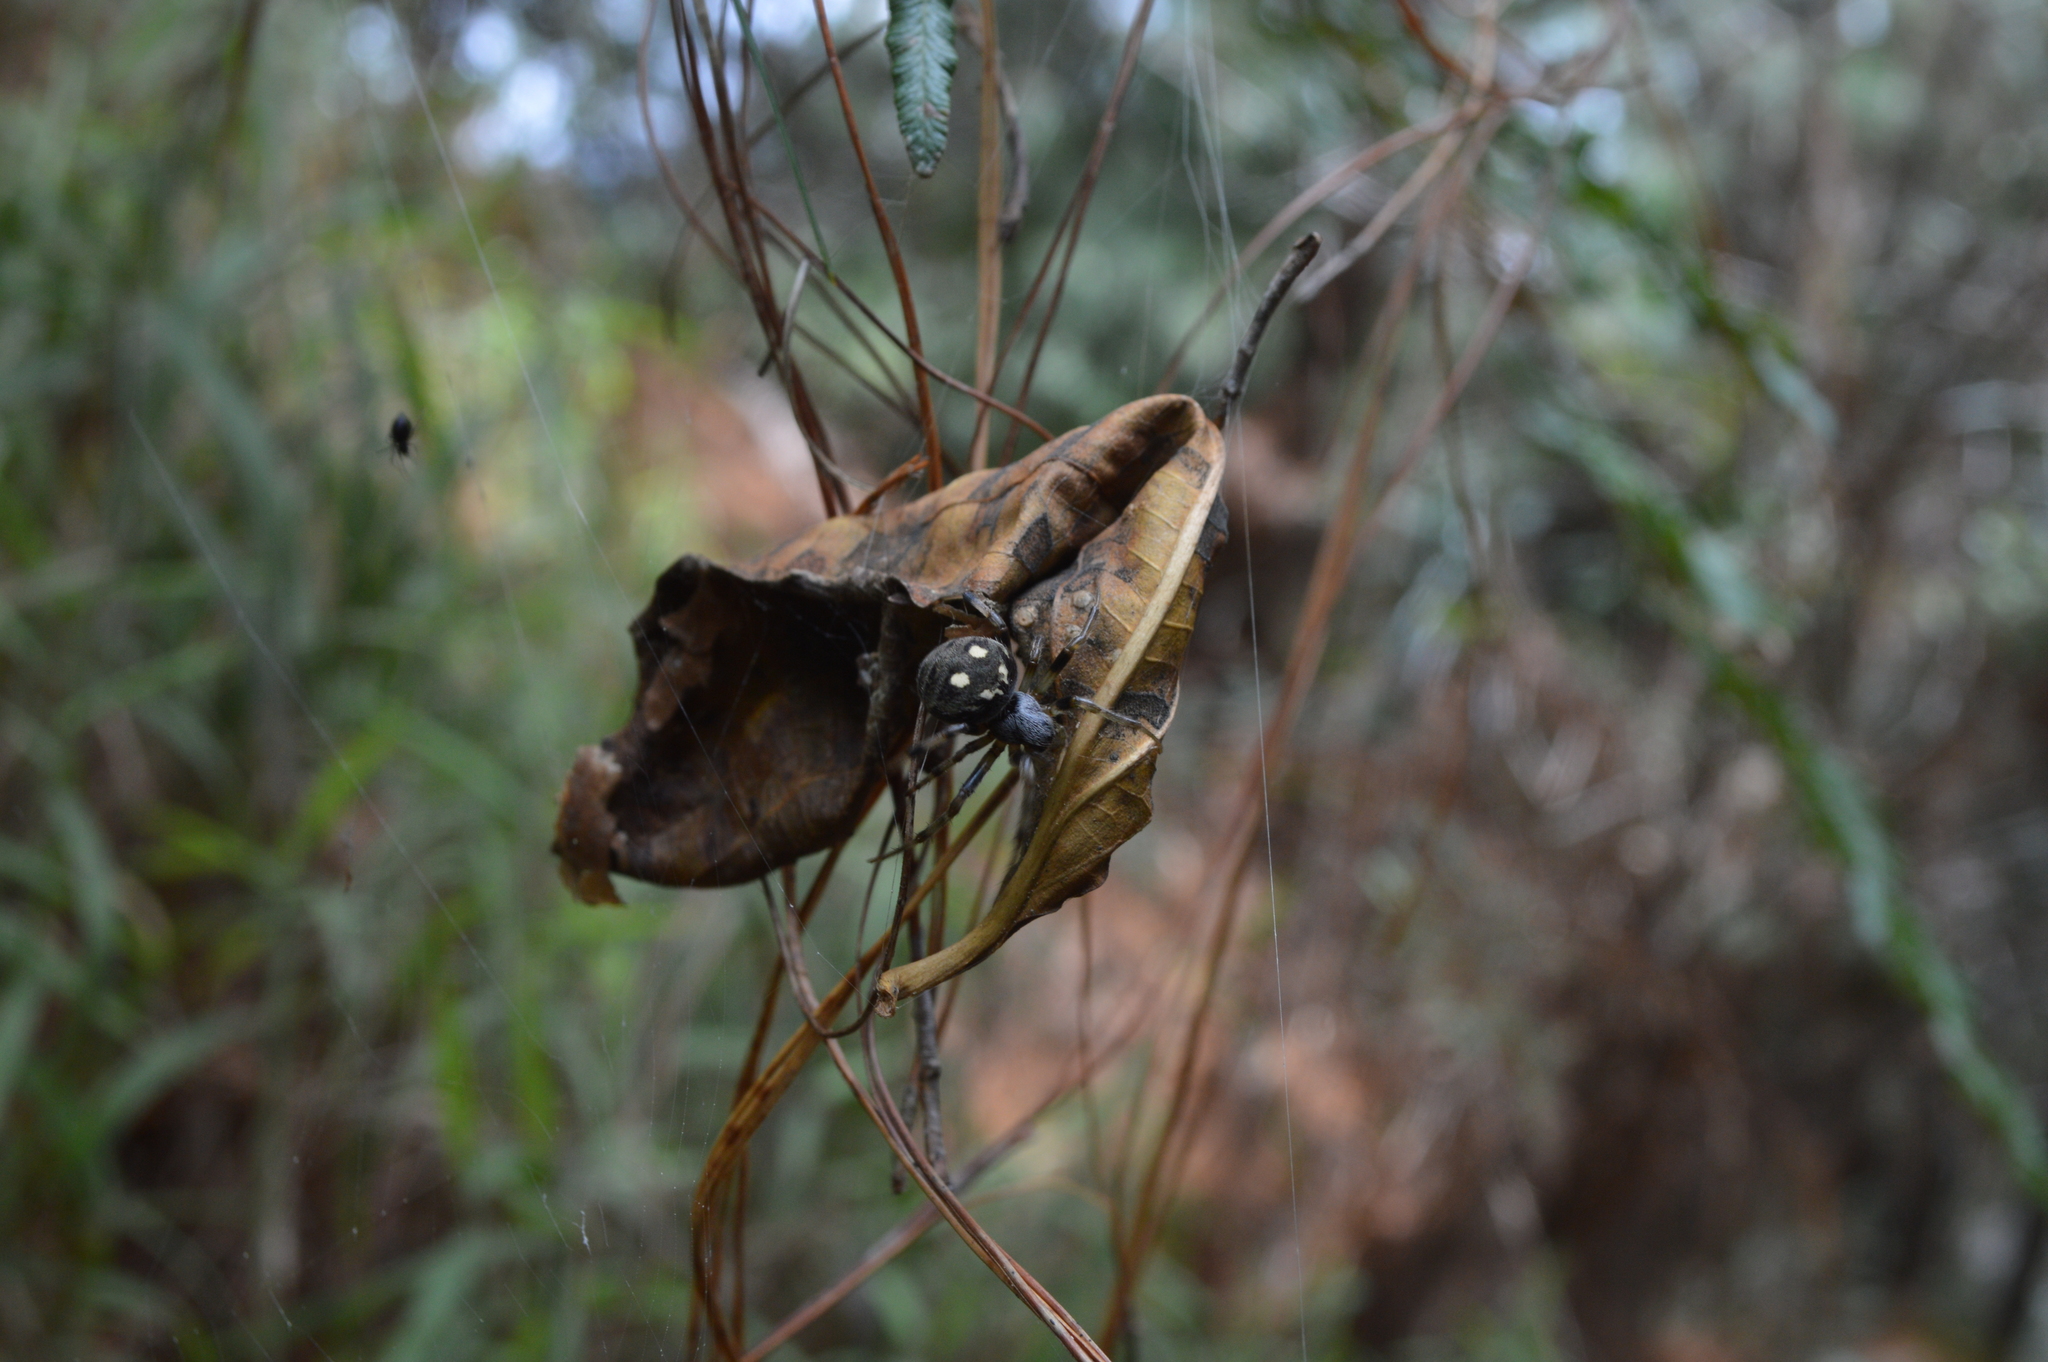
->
[1392,0,1487,91]
[740,1119,1035,1361]
[742,1040,1142,1362]
[664,0,848,515]
[856,1022,1111,1360]
[1153,106,1474,392]
[742,23,885,148]
[1207,234,1321,427]
[1291,119,1470,301]
[744,193,1055,443]
[1295,9,1497,301]
[852,455,925,515]
[638,0,736,277]
[755,257,810,377]
[756,861,1113,1359]
[911,974,948,1182]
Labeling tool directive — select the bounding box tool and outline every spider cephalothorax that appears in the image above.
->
[913,635,1056,750]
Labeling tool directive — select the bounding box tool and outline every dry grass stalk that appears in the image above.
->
[806,0,946,489]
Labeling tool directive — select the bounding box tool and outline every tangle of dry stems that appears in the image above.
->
[633,2,1601,1355]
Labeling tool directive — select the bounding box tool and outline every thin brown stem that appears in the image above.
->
[640,0,736,274]
[740,1118,1035,1361]
[742,22,886,148]
[911,977,947,1181]
[1102,107,1517,1347]
[969,0,1005,471]
[668,0,847,515]
[1152,105,1473,393]
[759,866,1112,1359]
[998,0,1157,462]
[810,0,946,488]
[1208,234,1321,426]
[856,1022,1110,1360]
[1291,119,1471,301]
[1393,0,1484,89]
[689,854,900,1356]
[746,192,1055,442]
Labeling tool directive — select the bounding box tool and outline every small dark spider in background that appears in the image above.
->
[384,411,415,463]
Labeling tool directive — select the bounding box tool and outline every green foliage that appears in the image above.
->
[1549,402,2048,1208]
[1541,128,2048,1212]
[885,0,957,177]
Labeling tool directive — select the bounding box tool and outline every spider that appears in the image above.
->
[905,596,1111,844]
[384,411,415,463]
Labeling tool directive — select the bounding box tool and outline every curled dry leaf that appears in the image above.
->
[874,410,1226,1010]
[553,394,1224,915]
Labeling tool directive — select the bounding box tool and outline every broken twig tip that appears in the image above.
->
[1209,233,1323,427]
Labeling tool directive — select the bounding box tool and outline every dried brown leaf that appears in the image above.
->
[874,405,1227,1008]
[553,394,1221,903]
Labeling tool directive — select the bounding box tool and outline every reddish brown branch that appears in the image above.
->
[994,0,1157,461]
[1152,106,1475,393]
[810,0,947,489]
[743,192,1054,444]
[1393,0,1482,89]
[1101,107,1522,1346]
[666,0,848,515]
[968,0,1005,471]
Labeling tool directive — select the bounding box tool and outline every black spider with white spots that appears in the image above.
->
[914,635,1056,750]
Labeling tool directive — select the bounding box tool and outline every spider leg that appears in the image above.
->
[1044,594,1104,679]
[906,718,970,767]
[909,731,998,793]
[961,588,1007,630]
[1072,694,1166,742]
[912,740,1007,844]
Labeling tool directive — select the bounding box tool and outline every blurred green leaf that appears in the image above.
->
[1747,337,1839,445]
[89,1010,244,1138]
[48,789,119,955]
[1716,655,2048,1205]
[0,978,46,1124]
[377,1231,531,1362]
[1554,416,2048,1210]
[145,804,273,883]
[1536,412,1775,641]
[53,636,232,739]
[433,987,484,1170]
[0,834,68,903]
[283,716,402,862]
[887,0,957,177]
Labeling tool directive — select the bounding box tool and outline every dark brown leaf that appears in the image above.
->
[553,394,1221,903]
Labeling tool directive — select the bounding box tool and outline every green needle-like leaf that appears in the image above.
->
[886,0,957,177]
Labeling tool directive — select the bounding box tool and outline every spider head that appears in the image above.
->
[990,691,1056,751]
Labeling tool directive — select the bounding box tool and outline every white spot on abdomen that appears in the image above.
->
[949,672,971,688]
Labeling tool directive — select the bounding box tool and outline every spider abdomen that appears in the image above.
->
[916,635,1019,727]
